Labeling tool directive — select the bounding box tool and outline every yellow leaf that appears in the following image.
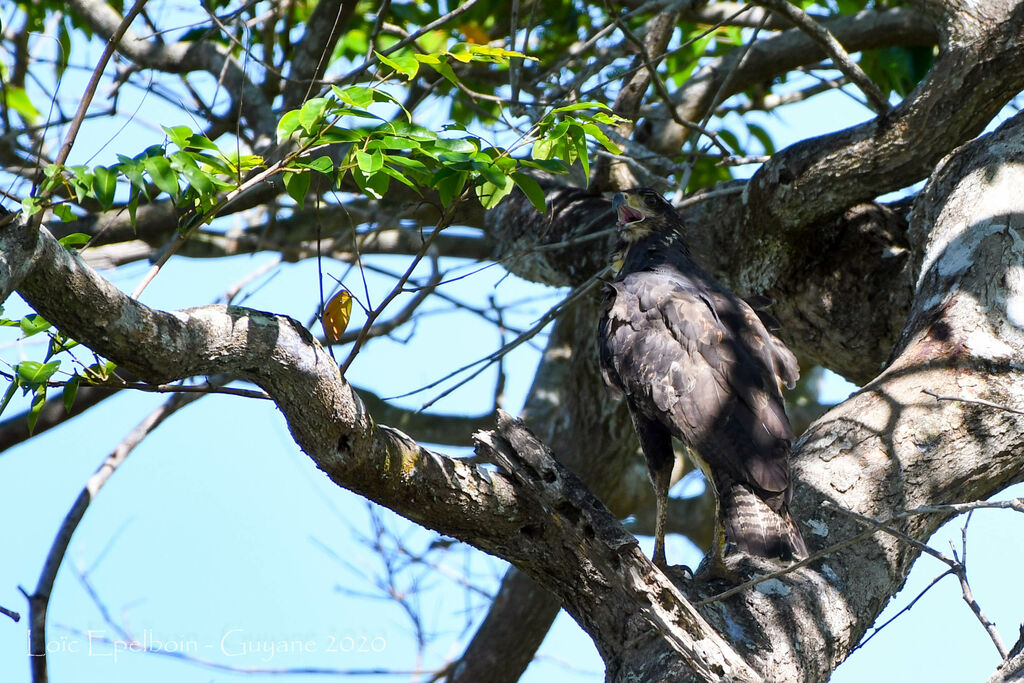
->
[323,290,353,342]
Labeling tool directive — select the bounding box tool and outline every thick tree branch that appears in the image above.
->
[739,3,1024,249]
[641,8,937,154]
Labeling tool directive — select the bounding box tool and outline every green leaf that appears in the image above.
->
[356,150,384,173]
[333,85,375,109]
[386,155,429,171]
[20,314,51,338]
[519,158,569,174]
[449,43,473,63]
[415,53,459,86]
[92,165,118,209]
[277,110,302,141]
[389,122,437,141]
[375,50,419,79]
[378,135,420,150]
[0,379,18,418]
[431,137,478,155]
[378,164,417,189]
[299,97,331,134]
[127,185,141,229]
[434,169,467,206]
[27,387,46,435]
[16,360,60,390]
[52,203,75,222]
[717,129,742,155]
[63,375,81,413]
[144,156,179,198]
[68,166,93,203]
[511,172,546,212]
[58,232,91,249]
[116,156,149,195]
[476,175,514,209]
[549,102,611,115]
[306,155,335,175]
[5,86,40,124]
[465,43,537,65]
[283,171,311,207]
[747,123,776,155]
[162,125,193,149]
[581,123,621,154]
[568,125,588,177]
[320,127,364,144]
[471,158,507,187]
[171,151,217,194]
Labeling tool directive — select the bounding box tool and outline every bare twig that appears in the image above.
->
[853,568,956,653]
[697,497,1024,606]
[335,0,483,87]
[0,604,20,622]
[23,385,209,682]
[385,267,610,410]
[954,514,1009,658]
[754,0,890,114]
[340,204,455,375]
[48,0,151,174]
[332,258,443,346]
[829,504,1008,658]
[923,388,1024,416]
[679,14,769,193]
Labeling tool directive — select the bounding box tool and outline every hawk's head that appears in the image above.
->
[612,188,679,243]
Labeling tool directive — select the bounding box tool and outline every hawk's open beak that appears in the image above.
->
[613,193,645,226]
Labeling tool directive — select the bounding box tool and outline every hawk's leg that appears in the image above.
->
[652,456,674,569]
[630,412,675,569]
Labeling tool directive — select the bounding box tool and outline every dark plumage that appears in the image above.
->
[597,188,807,572]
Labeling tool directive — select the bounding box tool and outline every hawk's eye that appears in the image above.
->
[643,193,659,207]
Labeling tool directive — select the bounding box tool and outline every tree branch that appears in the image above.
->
[753,0,890,113]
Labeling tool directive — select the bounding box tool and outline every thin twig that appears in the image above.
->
[335,0,483,87]
[696,497,1024,606]
[48,0,151,174]
[384,267,610,408]
[22,385,209,682]
[0,604,20,622]
[954,513,1009,658]
[852,568,955,653]
[340,203,456,375]
[613,14,732,156]
[754,0,890,113]
[679,13,768,193]
[923,389,1024,416]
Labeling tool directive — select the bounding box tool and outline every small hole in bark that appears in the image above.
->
[520,525,543,538]
[930,319,951,341]
[556,501,581,525]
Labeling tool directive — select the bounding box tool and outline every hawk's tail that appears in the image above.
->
[719,480,807,562]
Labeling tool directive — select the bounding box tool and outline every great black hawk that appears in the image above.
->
[598,188,807,572]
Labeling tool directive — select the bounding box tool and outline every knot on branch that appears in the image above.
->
[473,409,638,555]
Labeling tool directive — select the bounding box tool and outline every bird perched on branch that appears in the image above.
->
[597,188,807,574]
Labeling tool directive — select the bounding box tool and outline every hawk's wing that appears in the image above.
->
[599,267,798,498]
